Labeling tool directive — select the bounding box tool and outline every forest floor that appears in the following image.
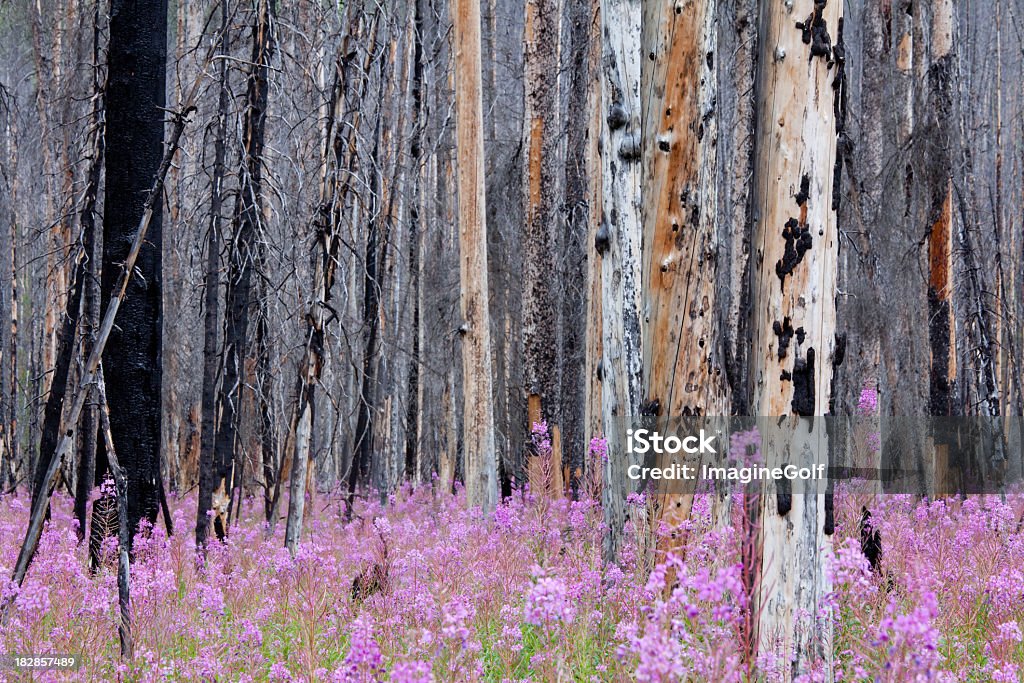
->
[0,478,1022,681]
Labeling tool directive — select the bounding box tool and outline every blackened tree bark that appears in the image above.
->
[75,13,105,540]
[557,0,592,490]
[196,0,230,550]
[210,0,273,541]
[101,0,168,539]
[522,0,562,463]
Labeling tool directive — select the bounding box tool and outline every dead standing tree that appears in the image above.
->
[205,0,275,543]
[454,0,499,513]
[640,0,733,552]
[748,0,842,676]
[196,0,232,551]
[1,100,198,621]
[597,0,643,561]
[522,0,564,481]
[284,6,377,550]
[98,0,172,541]
[73,0,106,542]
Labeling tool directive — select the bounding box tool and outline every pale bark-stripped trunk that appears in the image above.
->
[598,0,643,561]
[749,0,841,675]
[453,0,498,513]
[284,125,336,552]
[640,0,730,550]
[582,0,603,452]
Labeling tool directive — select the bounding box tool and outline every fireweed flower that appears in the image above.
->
[391,660,435,683]
[339,617,385,682]
[0,479,1021,680]
[524,572,574,626]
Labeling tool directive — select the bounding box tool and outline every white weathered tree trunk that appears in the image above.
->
[598,0,643,561]
[453,0,498,513]
[749,0,842,676]
[583,2,604,450]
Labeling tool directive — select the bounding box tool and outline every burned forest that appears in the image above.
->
[0,0,1022,680]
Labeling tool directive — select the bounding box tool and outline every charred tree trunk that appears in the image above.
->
[196,0,230,550]
[100,0,169,539]
[559,0,594,486]
[74,9,105,541]
[210,0,273,540]
[454,0,498,513]
[522,0,563,464]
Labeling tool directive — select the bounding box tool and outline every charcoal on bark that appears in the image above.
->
[100,0,168,540]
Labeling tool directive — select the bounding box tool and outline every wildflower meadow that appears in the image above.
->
[0,422,1022,682]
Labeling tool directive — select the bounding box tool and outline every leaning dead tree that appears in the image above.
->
[1,101,196,620]
[748,0,842,676]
